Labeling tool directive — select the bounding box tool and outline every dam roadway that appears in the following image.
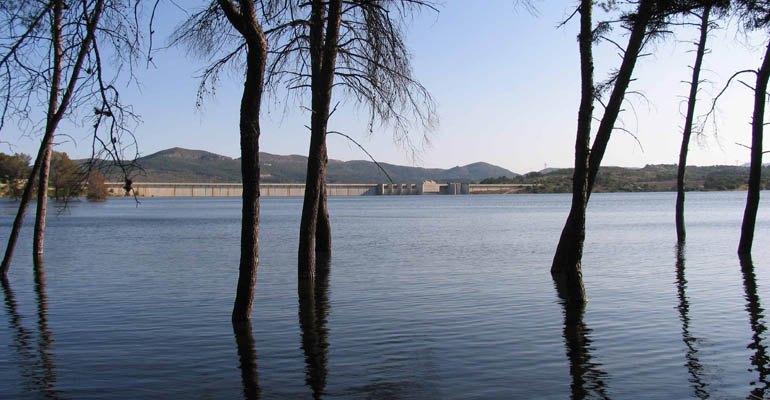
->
[105,182,537,197]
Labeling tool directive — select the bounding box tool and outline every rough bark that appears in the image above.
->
[550,0,594,303]
[315,149,331,271]
[2,0,103,275]
[676,6,712,244]
[586,1,653,195]
[298,0,342,282]
[737,39,770,256]
[552,0,653,303]
[216,0,269,322]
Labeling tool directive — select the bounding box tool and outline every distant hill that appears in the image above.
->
[106,147,519,183]
[481,164,770,193]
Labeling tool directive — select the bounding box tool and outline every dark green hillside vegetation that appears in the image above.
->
[100,148,519,184]
[482,164,770,193]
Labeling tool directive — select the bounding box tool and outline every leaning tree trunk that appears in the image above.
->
[550,0,594,303]
[586,1,652,195]
[738,39,770,256]
[552,0,652,303]
[676,6,712,244]
[298,0,342,282]
[1,128,53,277]
[1,0,103,275]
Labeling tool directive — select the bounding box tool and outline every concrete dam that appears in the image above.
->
[106,181,536,198]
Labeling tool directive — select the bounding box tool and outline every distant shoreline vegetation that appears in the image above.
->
[480,164,770,193]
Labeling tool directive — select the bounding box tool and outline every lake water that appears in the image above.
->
[0,192,769,399]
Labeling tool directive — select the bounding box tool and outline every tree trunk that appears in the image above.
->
[586,1,652,195]
[3,0,62,274]
[550,0,594,303]
[33,146,54,267]
[1,133,50,277]
[33,0,63,267]
[315,148,331,270]
[552,0,653,303]
[1,0,103,276]
[738,39,770,256]
[213,0,269,322]
[676,6,712,244]
[298,0,342,282]
[232,41,267,322]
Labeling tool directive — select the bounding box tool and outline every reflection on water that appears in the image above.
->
[739,255,770,399]
[675,244,709,398]
[555,282,610,399]
[298,261,331,399]
[1,263,61,399]
[233,319,261,400]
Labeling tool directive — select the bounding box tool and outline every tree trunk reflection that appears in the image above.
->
[298,259,330,399]
[1,265,60,398]
[555,283,609,399]
[675,244,709,398]
[739,255,770,399]
[233,319,261,400]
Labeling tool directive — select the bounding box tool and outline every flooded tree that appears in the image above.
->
[0,0,146,276]
[551,0,713,302]
[550,0,594,302]
[735,1,770,256]
[86,171,109,202]
[50,152,83,202]
[676,4,718,244]
[173,0,283,321]
[0,153,31,199]
[264,0,437,282]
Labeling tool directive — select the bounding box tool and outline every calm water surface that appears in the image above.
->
[0,192,768,399]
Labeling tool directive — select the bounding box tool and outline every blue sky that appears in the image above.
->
[2,1,767,174]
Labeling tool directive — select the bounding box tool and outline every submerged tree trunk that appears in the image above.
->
[315,148,331,269]
[32,1,64,268]
[298,0,342,282]
[738,39,770,256]
[676,6,712,244]
[232,43,268,322]
[550,0,594,302]
[552,0,653,303]
[2,0,102,275]
[215,0,270,322]
[33,145,54,267]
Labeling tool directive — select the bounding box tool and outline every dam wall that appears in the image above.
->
[106,182,378,198]
[106,182,535,198]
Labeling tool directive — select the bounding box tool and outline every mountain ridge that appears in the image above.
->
[111,147,520,183]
